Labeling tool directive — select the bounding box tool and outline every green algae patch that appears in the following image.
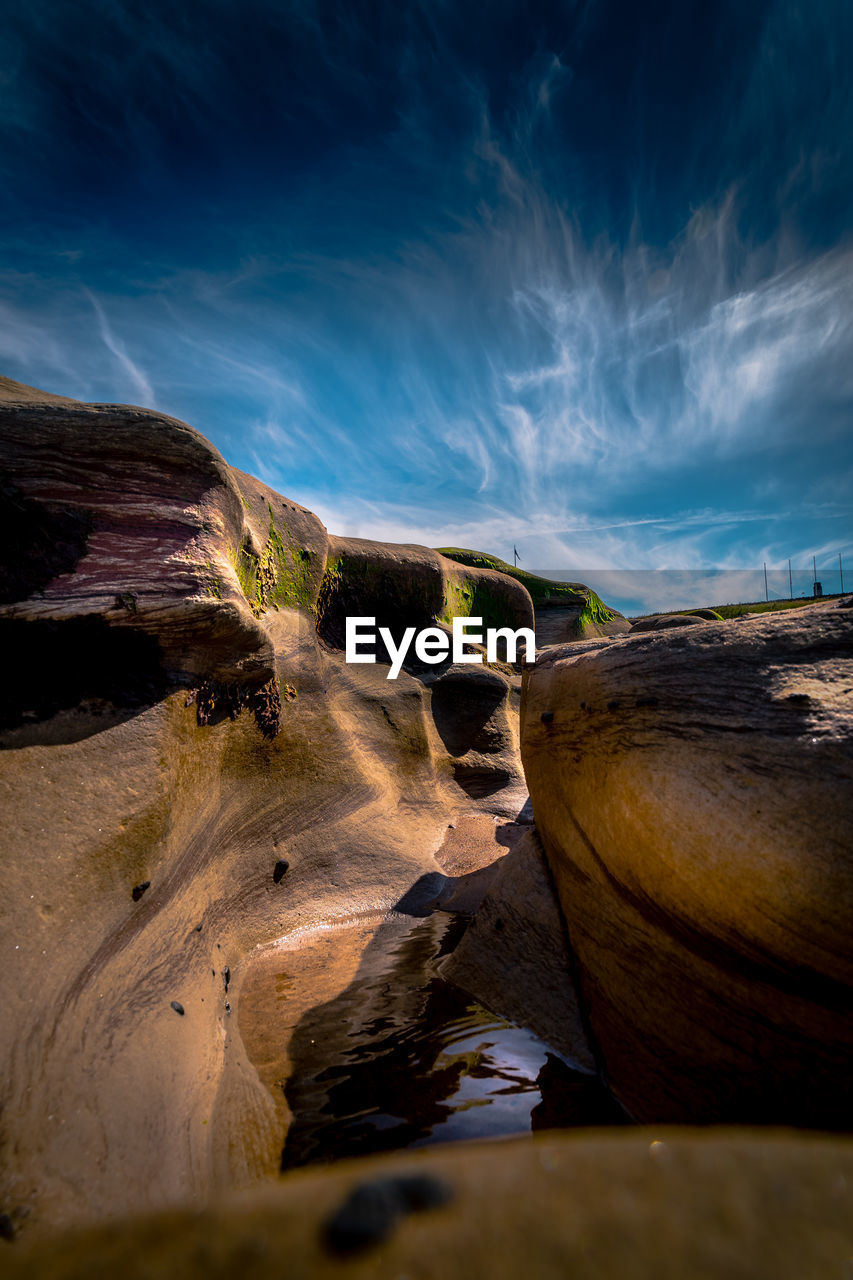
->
[439,569,527,633]
[230,504,318,617]
[575,589,616,631]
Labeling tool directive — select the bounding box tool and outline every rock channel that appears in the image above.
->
[1,376,851,1275]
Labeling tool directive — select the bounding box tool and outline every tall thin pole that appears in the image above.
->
[788,558,793,599]
[813,555,817,587]
[764,562,768,602]
[841,552,845,594]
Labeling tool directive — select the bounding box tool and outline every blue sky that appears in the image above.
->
[1,0,851,592]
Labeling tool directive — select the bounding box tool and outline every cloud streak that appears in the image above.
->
[0,0,850,582]
[85,290,155,407]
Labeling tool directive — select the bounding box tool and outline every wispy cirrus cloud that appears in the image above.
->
[84,290,155,407]
[0,0,851,585]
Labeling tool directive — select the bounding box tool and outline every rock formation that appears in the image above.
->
[521,601,853,1126]
[629,612,705,632]
[0,378,536,1234]
[440,827,596,1073]
[437,548,630,645]
[3,374,852,1269]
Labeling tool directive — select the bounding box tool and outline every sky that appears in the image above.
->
[1,0,851,607]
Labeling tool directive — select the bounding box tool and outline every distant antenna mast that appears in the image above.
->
[788,558,793,599]
[513,545,520,568]
[764,562,768,602]
[841,552,845,594]
[813,554,817,587]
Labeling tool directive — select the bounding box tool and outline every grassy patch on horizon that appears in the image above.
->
[631,595,845,621]
[711,595,846,619]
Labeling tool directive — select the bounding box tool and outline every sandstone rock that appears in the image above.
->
[440,827,596,1073]
[435,548,628,645]
[521,599,853,1125]
[535,603,631,645]
[0,379,535,1234]
[4,1131,853,1280]
[630,612,705,632]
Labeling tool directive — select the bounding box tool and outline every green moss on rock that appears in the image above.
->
[230,504,318,616]
[575,589,616,631]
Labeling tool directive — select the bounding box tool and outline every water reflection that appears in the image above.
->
[281,912,626,1169]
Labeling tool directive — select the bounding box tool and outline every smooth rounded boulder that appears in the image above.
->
[521,599,853,1126]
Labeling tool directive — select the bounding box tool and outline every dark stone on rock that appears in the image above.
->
[131,881,150,902]
[273,859,289,884]
[540,710,554,723]
[0,1211,14,1241]
[170,1001,185,1016]
[322,1173,452,1255]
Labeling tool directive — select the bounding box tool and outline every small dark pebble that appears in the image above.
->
[223,965,230,992]
[131,880,151,902]
[273,858,290,884]
[0,1212,15,1242]
[195,924,203,933]
[170,1001,185,1016]
[225,1001,231,1013]
[540,710,554,724]
[323,1174,453,1256]
[212,969,216,978]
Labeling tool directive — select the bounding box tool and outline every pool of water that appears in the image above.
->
[275,911,627,1169]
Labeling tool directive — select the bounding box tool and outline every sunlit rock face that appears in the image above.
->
[535,604,630,645]
[0,378,541,1236]
[521,604,853,1126]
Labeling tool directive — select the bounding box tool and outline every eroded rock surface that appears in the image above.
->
[521,599,853,1125]
[0,379,537,1234]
